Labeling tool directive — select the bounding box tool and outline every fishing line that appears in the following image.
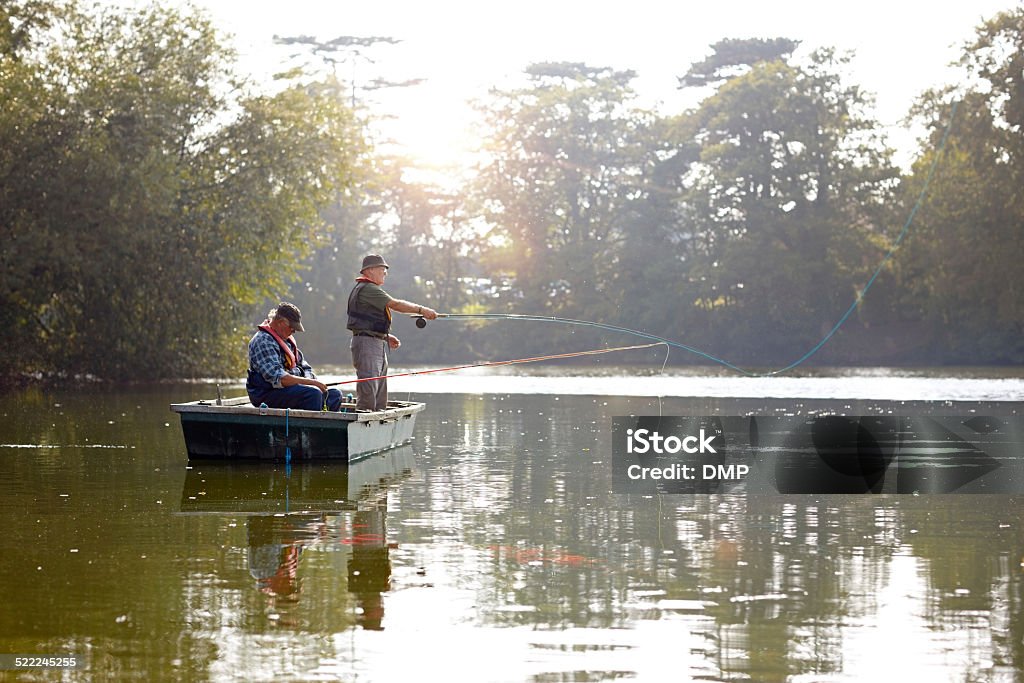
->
[327,342,666,387]
[423,101,960,377]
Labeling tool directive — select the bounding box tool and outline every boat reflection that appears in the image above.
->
[178,445,415,630]
[180,445,416,514]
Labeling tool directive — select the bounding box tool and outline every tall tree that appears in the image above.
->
[472,62,659,353]
[670,42,898,363]
[897,8,1024,363]
[0,1,364,379]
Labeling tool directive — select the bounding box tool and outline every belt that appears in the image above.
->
[353,331,387,339]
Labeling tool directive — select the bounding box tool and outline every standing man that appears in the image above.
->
[247,302,343,411]
[347,254,437,411]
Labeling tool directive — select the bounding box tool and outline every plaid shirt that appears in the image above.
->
[248,329,316,388]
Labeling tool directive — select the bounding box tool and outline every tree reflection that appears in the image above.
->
[405,394,1024,680]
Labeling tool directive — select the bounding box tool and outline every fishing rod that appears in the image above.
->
[413,313,751,373]
[326,341,667,387]
[412,101,961,378]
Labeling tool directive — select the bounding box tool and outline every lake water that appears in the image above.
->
[1,367,1023,681]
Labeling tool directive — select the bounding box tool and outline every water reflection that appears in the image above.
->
[658,493,1024,682]
[347,508,391,631]
[247,514,324,602]
[178,447,413,633]
[392,394,1024,681]
[179,448,416,514]
[1,386,1023,680]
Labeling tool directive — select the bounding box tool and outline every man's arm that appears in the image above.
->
[251,335,327,392]
[386,299,438,319]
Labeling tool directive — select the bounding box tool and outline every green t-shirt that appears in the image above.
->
[357,281,393,312]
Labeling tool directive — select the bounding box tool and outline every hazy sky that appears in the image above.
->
[108,0,1021,169]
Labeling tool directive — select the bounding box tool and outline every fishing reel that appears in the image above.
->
[413,312,448,328]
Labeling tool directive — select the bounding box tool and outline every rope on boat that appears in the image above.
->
[285,408,292,469]
[326,341,667,387]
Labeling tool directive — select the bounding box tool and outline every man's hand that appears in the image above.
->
[421,307,438,320]
[387,334,401,350]
[280,373,327,393]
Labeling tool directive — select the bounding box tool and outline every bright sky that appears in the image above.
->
[113,0,1021,172]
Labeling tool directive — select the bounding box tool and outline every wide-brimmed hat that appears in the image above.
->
[275,302,304,332]
[360,254,390,272]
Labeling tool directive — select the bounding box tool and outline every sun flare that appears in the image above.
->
[370,84,485,186]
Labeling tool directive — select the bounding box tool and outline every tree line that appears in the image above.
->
[2,1,1021,381]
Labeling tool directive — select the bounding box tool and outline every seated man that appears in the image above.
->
[246,302,342,411]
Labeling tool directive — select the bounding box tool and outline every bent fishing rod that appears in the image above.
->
[411,312,751,373]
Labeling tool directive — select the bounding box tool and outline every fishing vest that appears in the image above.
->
[347,281,391,335]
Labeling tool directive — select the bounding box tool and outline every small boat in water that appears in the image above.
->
[170,395,425,462]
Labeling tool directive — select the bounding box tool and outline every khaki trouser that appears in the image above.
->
[351,335,388,411]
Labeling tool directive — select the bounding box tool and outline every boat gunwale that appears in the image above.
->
[170,398,425,423]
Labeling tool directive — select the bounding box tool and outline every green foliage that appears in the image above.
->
[894,8,1024,363]
[466,47,901,365]
[3,3,1022,378]
[673,46,898,361]
[0,1,364,379]
[680,37,800,88]
[338,21,1018,369]
[332,20,1020,369]
[0,0,58,58]
[470,62,663,354]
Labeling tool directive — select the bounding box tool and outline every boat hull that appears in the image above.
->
[170,398,424,462]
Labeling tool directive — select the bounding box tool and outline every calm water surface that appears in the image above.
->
[1,370,1023,681]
